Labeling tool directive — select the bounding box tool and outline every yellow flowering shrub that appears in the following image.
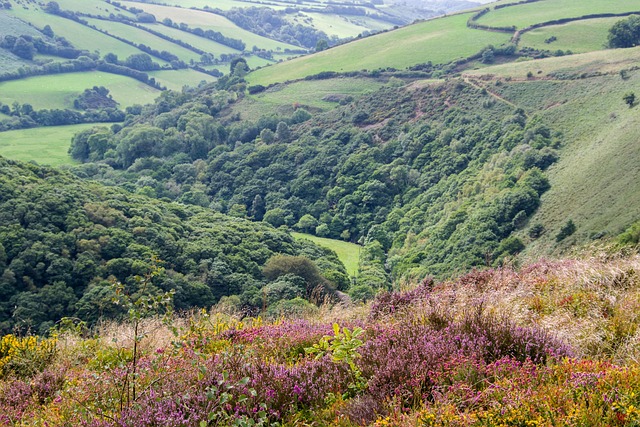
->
[0,334,57,378]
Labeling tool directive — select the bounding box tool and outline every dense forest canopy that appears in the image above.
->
[0,158,348,334]
[69,78,560,285]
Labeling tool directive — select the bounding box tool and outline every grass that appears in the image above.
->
[118,1,300,51]
[0,48,29,74]
[0,72,161,109]
[0,11,43,38]
[147,69,214,90]
[138,23,241,56]
[8,6,146,59]
[465,47,640,253]
[50,0,136,17]
[247,13,510,86]
[235,77,384,118]
[86,19,201,63]
[477,0,640,29]
[0,123,98,166]
[290,12,382,39]
[291,231,361,276]
[519,17,623,54]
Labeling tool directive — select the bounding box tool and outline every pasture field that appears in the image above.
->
[138,23,241,56]
[118,1,300,51]
[240,77,384,115]
[0,72,161,110]
[519,17,621,53]
[0,123,97,166]
[291,231,361,276]
[147,69,213,90]
[477,0,640,29]
[465,48,640,252]
[0,11,43,38]
[0,48,28,74]
[86,18,201,63]
[127,0,255,11]
[50,0,136,17]
[8,7,146,59]
[290,12,377,39]
[247,13,510,86]
[465,45,640,79]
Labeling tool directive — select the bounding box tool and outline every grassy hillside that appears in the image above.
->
[147,69,214,90]
[0,123,96,166]
[465,47,640,254]
[247,13,510,86]
[5,253,640,425]
[477,0,640,29]
[519,17,621,53]
[292,232,361,276]
[0,72,161,109]
[118,1,300,51]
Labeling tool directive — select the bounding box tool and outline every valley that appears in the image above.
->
[2,0,640,425]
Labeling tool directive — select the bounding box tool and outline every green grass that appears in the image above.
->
[464,47,640,253]
[247,13,510,86]
[291,232,361,276]
[118,1,300,51]
[148,69,214,90]
[137,0,252,11]
[86,19,201,63]
[0,72,161,109]
[0,11,43,38]
[236,77,384,118]
[0,47,29,74]
[138,23,241,56]
[519,17,623,53]
[290,12,381,39]
[52,0,136,17]
[477,0,640,29]
[8,6,146,59]
[465,45,640,79]
[0,123,99,166]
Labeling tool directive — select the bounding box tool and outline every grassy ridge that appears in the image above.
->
[8,6,147,60]
[118,1,300,51]
[234,77,384,118]
[477,0,640,29]
[0,123,97,166]
[519,17,621,53]
[292,231,361,276]
[247,13,510,86]
[147,69,214,90]
[86,18,202,63]
[466,47,640,252]
[0,72,161,109]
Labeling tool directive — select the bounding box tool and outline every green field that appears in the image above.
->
[119,1,300,51]
[478,0,640,29]
[0,48,29,74]
[52,0,136,17]
[148,69,214,90]
[290,12,381,39]
[0,11,43,38]
[247,13,510,86]
[519,17,623,53]
[86,18,201,63]
[139,23,241,56]
[464,48,640,252]
[236,77,384,118]
[0,72,161,110]
[465,45,640,78]
[8,6,146,59]
[0,123,98,166]
[132,0,254,11]
[291,232,361,276]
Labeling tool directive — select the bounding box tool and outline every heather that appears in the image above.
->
[4,253,640,426]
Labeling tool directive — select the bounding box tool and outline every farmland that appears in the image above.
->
[0,123,96,166]
[0,72,161,110]
[247,13,511,86]
[477,0,640,29]
[519,17,622,53]
[292,232,362,276]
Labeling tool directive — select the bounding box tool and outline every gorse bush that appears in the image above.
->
[0,334,56,379]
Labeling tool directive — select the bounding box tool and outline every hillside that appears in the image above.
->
[4,252,640,425]
[0,157,349,334]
